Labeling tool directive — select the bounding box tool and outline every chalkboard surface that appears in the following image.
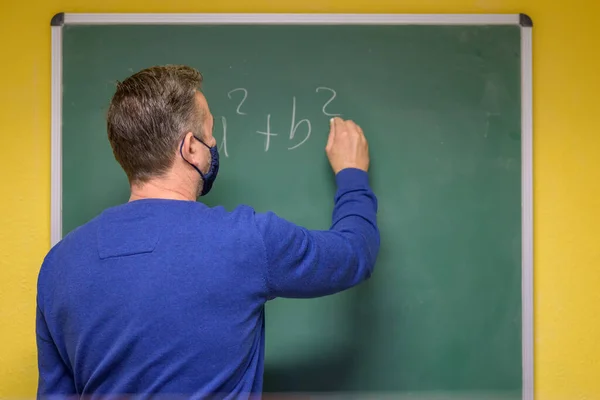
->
[60,22,523,397]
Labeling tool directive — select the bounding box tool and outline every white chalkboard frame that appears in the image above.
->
[51,13,533,400]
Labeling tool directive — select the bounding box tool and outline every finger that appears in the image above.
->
[344,120,360,138]
[348,120,365,141]
[326,118,336,149]
[357,125,366,143]
[355,123,364,136]
[334,117,346,135]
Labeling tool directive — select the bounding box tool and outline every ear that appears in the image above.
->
[180,132,195,160]
[180,132,206,168]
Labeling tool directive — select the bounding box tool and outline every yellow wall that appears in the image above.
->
[1,0,599,398]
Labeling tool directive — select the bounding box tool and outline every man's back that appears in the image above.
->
[36,169,379,399]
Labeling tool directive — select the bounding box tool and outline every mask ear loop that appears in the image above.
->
[179,137,208,182]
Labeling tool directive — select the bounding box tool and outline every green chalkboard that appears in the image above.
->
[59,19,524,397]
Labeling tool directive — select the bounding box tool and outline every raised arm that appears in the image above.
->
[254,118,380,298]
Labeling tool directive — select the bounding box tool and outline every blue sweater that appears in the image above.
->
[36,168,379,399]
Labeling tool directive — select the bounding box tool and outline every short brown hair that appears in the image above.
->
[107,65,204,183]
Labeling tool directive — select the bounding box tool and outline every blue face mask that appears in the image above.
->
[179,135,220,196]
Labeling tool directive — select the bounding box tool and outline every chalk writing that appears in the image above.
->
[257,114,279,152]
[227,88,248,115]
[219,86,340,155]
[218,116,229,157]
[288,96,312,150]
[316,87,341,117]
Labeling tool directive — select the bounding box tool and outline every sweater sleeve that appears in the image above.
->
[36,252,77,398]
[36,303,76,397]
[253,168,380,299]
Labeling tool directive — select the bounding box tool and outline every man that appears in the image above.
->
[36,65,379,399]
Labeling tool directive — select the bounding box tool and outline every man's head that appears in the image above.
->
[107,65,216,198]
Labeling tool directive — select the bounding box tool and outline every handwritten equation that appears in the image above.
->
[216,87,340,157]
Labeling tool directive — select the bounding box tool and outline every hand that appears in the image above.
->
[325,117,370,174]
